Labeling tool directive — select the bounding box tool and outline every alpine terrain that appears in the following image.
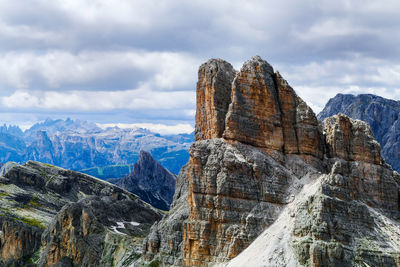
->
[318,93,400,173]
[141,56,400,266]
[0,119,192,175]
[0,161,162,266]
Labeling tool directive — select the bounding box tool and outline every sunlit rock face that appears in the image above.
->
[142,56,400,267]
[195,58,236,141]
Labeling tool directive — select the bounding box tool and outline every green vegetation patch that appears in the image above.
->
[149,259,161,267]
[22,249,40,266]
[27,195,42,208]
[0,191,9,199]
[16,216,46,229]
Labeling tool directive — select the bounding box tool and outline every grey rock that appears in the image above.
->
[142,163,190,266]
[39,195,161,267]
[142,57,400,267]
[0,160,162,266]
[115,150,176,211]
[319,93,400,172]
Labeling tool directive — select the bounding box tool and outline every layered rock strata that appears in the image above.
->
[229,117,400,266]
[0,161,162,266]
[40,196,160,267]
[223,56,324,160]
[143,56,400,267]
[318,93,400,172]
[195,59,236,141]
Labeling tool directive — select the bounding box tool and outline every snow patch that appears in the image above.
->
[130,221,140,226]
[110,226,126,235]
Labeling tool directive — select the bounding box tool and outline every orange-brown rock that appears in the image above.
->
[0,219,43,266]
[275,71,324,158]
[223,56,284,151]
[195,59,236,141]
[223,56,323,159]
[142,56,400,267]
[324,114,382,164]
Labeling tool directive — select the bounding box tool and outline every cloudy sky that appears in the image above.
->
[1,0,399,134]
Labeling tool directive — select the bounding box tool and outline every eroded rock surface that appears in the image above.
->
[0,219,42,267]
[40,196,160,267]
[223,56,324,161]
[195,59,236,141]
[0,161,162,266]
[319,93,400,172]
[142,56,400,267]
[324,114,382,164]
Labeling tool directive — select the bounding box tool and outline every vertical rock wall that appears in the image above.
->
[143,56,400,267]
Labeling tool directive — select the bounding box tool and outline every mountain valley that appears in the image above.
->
[0,119,192,175]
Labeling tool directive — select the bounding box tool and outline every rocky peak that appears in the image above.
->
[196,55,324,161]
[116,150,176,211]
[318,93,400,172]
[143,56,400,267]
[195,58,236,141]
[324,113,382,164]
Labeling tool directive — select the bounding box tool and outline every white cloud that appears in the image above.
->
[0,50,199,91]
[1,88,195,111]
[97,122,194,135]
[1,0,400,125]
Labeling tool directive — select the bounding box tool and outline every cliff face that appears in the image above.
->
[143,56,400,266]
[0,161,162,266]
[230,116,400,266]
[195,59,236,141]
[39,196,160,267]
[318,93,400,172]
[115,151,176,211]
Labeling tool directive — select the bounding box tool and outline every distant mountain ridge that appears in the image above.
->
[318,93,400,172]
[0,118,193,175]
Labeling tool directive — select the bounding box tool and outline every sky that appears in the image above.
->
[1,0,400,134]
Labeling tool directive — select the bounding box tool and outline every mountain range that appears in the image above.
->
[1,56,400,266]
[318,93,400,172]
[0,118,193,175]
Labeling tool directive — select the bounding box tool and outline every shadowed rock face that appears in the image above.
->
[142,56,400,267]
[115,151,176,211]
[0,219,43,266]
